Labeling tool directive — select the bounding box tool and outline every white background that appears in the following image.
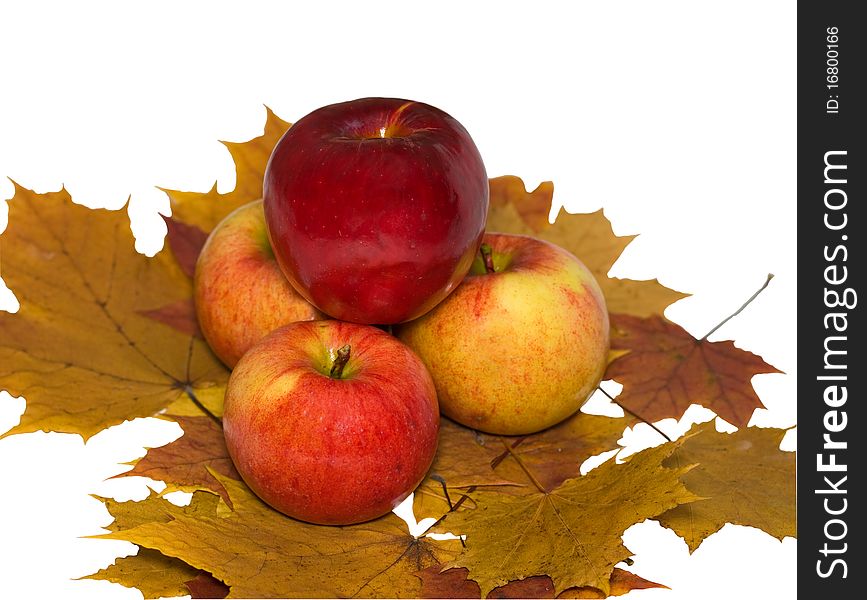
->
[0,1,796,598]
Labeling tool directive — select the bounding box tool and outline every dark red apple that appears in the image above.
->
[263,97,489,324]
[222,320,439,525]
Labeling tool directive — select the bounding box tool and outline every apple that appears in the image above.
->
[194,200,321,368]
[395,233,610,436]
[222,320,440,525]
[263,97,489,324]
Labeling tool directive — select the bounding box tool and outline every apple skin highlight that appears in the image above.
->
[396,233,610,436]
[263,97,489,325]
[194,200,321,368]
[222,320,440,525]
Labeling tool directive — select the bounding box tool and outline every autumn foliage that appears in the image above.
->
[0,108,794,598]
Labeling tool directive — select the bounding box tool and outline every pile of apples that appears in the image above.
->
[195,98,610,526]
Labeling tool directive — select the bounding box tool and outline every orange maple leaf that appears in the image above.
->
[605,314,781,428]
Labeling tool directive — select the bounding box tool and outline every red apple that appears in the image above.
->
[263,97,489,324]
[194,200,322,368]
[222,320,440,525]
[396,233,610,435]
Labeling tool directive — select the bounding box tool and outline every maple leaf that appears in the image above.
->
[163,217,209,279]
[85,548,227,600]
[432,441,700,596]
[656,423,796,552]
[99,488,223,532]
[162,107,292,233]
[139,298,202,338]
[486,176,687,317]
[97,474,462,598]
[419,413,630,498]
[0,184,228,439]
[117,415,240,502]
[605,314,782,427]
[185,571,231,599]
[415,566,666,598]
[141,109,293,341]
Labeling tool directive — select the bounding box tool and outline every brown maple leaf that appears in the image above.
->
[414,413,631,518]
[656,423,796,551]
[117,415,240,503]
[185,571,231,599]
[605,314,782,428]
[415,566,666,599]
[163,217,209,279]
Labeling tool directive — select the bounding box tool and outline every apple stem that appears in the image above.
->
[480,243,496,274]
[330,344,351,379]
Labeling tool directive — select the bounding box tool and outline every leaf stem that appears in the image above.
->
[330,344,351,379]
[183,384,222,427]
[700,273,774,341]
[500,438,547,494]
[490,437,526,470]
[480,243,496,274]
[419,483,476,546]
[430,474,453,511]
[597,385,672,443]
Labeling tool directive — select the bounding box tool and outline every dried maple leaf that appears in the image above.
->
[423,418,523,490]
[162,107,292,233]
[139,298,202,338]
[486,176,687,317]
[415,414,632,555]
[117,415,239,502]
[85,548,226,600]
[98,474,462,598]
[0,184,228,439]
[432,441,700,596]
[415,413,630,518]
[142,108,290,340]
[185,571,231,599]
[605,314,782,427]
[163,217,209,279]
[656,423,796,552]
[415,566,665,599]
[486,412,633,494]
[99,489,222,532]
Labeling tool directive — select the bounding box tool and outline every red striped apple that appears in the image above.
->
[222,320,439,525]
[263,97,489,324]
[396,233,610,435]
[194,200,321,368]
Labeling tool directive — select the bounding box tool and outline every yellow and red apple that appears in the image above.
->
[194,200,321,368]
[222,320,440,525]
[396,233,610,435]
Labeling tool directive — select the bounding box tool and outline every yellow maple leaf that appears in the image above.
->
[99,474,462,598]
[0,184,227,439]
[433,441,700,596]
[162,107,292,232]
[85,548,225,600]
[656,423,796,552]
